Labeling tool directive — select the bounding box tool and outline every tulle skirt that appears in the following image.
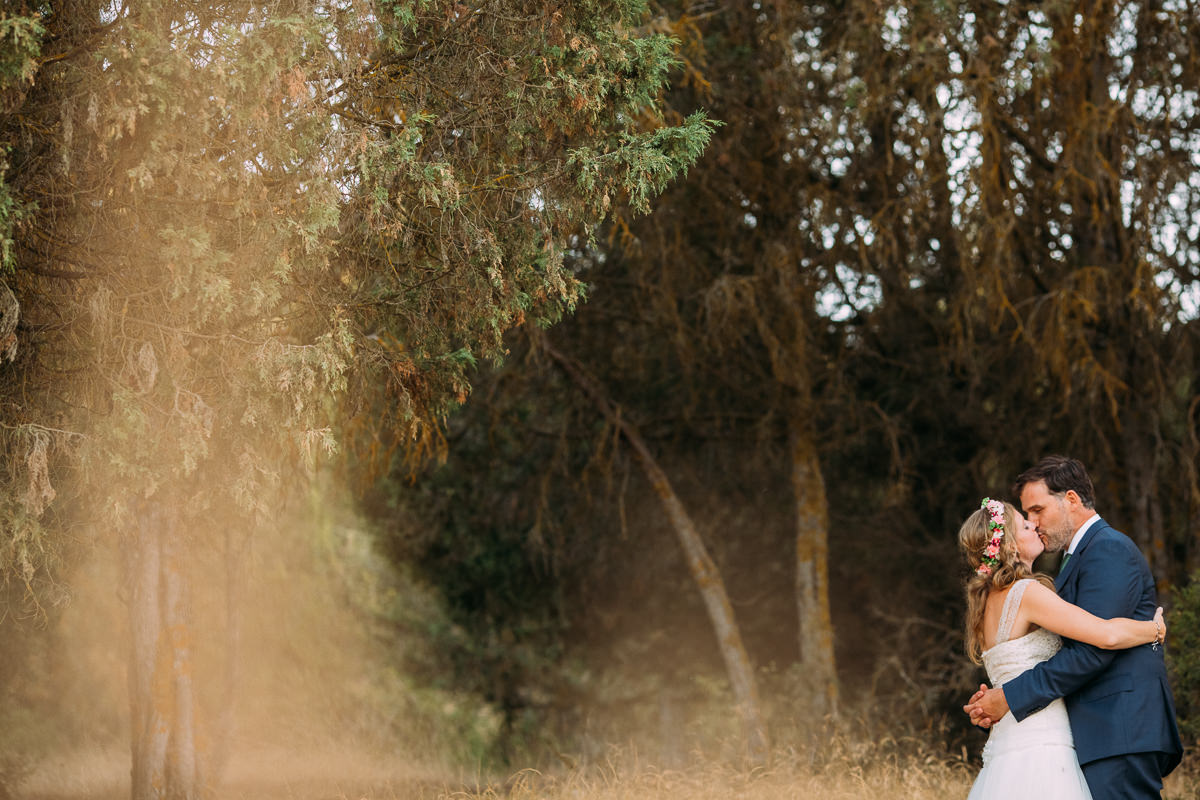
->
[966,699,1092,800]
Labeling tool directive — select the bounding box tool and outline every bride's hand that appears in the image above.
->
[963,683,993,728]
[1154,606,1166,644]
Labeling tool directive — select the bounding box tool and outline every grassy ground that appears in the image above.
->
[480,751,1200,800]
[18,754,975,800]
[468,757,976,800]
[15,743,1200,800]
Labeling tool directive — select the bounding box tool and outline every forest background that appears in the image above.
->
[2,1,1200,799]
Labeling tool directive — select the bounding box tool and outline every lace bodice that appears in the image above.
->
[981,579,1063,685]
[982,626,1062,685]
[978,579,1073,764]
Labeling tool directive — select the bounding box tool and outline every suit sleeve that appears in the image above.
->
[1003,536,1145,722]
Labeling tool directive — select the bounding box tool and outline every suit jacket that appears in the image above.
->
[1003,519,1183,770]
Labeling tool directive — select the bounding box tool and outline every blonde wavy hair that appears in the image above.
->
[958,500,1053,663]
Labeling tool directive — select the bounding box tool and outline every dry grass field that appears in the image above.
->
[18,750,975,800]
[12,544,1198,800]
[22,741,1199,800]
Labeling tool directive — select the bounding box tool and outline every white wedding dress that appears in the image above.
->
[966,579,1092,800]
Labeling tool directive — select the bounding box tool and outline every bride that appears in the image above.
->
[958,498,1165,800]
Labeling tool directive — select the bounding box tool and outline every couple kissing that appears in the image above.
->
[958,455,1183,800]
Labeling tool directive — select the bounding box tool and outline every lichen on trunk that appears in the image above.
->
[790,423,838,723]
[126,502,201,800]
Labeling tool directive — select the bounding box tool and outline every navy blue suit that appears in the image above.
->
[1003,519,1183,799]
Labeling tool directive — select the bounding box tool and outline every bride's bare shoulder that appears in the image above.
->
[980,585,1013,647]
[1016,579,1059,608]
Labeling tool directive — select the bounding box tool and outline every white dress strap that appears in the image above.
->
[995,579,1032,644]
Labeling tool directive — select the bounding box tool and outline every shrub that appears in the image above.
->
[1168,573,1200,747]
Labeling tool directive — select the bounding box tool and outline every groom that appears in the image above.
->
[965,456,1183,799]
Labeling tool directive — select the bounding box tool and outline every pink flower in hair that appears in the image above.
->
[975,498,1008,577]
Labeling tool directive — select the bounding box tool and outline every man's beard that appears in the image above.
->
[1045,524,1073,552]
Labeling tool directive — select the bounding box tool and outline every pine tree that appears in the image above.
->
[0,2,712,796]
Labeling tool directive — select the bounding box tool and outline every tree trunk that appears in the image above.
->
[128,512,167,800]
[631,428,769,762]
[1188,397,1200,580]
[1122,401,1169,593]
[163,529,198,798]
[543,340,770,764]
[790,422,838,721]
[127,501,201,800]
[198,529,242,795]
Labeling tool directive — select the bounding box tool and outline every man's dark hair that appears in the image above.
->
[1012,455,1096,509]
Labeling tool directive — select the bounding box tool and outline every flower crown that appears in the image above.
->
[976,498,1006,576]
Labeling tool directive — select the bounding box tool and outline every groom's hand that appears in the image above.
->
[963,683,992,728]
[964,684,1009,728]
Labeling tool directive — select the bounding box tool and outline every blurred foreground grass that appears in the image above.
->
[19,749,975,800]
[457,754,975,800]
[439,746,1195,800]
[16,740,1200,800]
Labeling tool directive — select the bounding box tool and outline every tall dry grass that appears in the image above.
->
[432,746,1200,800]
[470,753,975,800]
[18,738,1200,799]
[414,730,980,800]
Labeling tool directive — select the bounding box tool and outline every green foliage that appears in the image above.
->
[1169,575,1200,746]
[372,0,1200,761]
[0,154,29,274]
[0,10,711,791]
[570,111,717,216]
[0,0,709,577]
[370,397,576,766]
[0,13,39,273]
[0,14,41,86]
[335,0,715,464]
